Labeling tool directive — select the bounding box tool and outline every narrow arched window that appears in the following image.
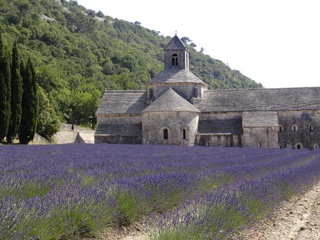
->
[183,129,187,140]
[314,144,319,150]
[172,53,178,66]
[163,129,168,140]
[279,125,283,132]
[292,124,298,132]
[146,128,150,141]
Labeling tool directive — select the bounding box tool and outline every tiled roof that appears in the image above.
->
[196,87,320,112]
[148,68,206,84]
[96,90,147,115]
[198,118,243,134]
[242,111,278,127]
[96,87,320,115]
[142,88,200,113]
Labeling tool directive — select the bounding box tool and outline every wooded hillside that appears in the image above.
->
[0,0,262,138]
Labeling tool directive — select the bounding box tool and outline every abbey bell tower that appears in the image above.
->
[164,34,189,70]
[146,35,207,103]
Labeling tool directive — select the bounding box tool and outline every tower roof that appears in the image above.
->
[148,68,206,85]
[164,35,186,50]
[142,88,200,113]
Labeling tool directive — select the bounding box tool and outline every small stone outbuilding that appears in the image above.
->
[95,35,320,149]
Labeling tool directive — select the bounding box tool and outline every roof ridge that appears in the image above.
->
[142,88,200,113]
[205,86,320,93]
[104,90,145,93]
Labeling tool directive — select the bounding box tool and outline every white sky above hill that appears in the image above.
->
[76,0,320,89]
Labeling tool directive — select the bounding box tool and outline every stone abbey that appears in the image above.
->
[95,35,320,150]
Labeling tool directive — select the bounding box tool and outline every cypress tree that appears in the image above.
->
[0,31,5,141]
[0,31,11,142]
[19,58,38,144]
[7,42,23,143]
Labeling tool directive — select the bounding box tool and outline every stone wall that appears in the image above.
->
[95,114,143,144]
[278,110,320,149]
[164,49,188,70]
[96,114,141,124]
[94,135,141,144]
[242,126,279,148]
[195,112,243,147]
[52,124,95,144]
[196,133,242,147]
[142,111,199,146]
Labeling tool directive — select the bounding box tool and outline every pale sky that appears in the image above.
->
[76,0,320,89]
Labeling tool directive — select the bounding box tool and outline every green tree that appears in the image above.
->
[0,0,262,133]
[16,0,31,22]
[69,88,100,128]
[37,87,60,140]
[0,31,11,142]
[7,42,23,143]
[19,58,39,144]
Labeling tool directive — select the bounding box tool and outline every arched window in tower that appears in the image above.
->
[172,53,178,66]
[183,128,188,140]
[163,129,169,140]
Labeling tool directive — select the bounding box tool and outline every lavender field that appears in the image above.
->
[1,144,320,239]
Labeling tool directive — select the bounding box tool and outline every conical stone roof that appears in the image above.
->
[148,68,205,84]
[142,88,200,113]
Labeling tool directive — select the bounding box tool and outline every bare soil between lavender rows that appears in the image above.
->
[234,180,320,240]
[85,181,320,240]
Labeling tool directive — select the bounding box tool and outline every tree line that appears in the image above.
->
[0,31,38,144]
[0,0,263,144]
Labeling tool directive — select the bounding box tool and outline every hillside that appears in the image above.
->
[0,0,262,132]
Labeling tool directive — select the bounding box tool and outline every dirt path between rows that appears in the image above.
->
[236,181,320,240]
[92,181,320,240]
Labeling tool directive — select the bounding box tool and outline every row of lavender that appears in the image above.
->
[1,144,320,239]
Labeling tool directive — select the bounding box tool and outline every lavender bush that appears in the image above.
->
[0,144,320,239]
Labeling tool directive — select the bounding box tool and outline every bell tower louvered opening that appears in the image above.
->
[164,35,189,70]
